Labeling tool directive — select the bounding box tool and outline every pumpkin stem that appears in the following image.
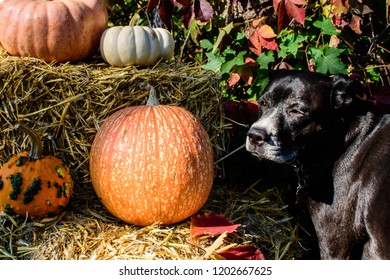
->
[15,124,43,160]
[129,14,140,27]
[146,85,160,106]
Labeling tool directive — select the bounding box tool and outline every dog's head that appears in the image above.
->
[246,70,362,163]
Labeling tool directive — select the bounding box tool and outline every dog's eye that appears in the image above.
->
[288,108,305,116]
[259,100,267,108]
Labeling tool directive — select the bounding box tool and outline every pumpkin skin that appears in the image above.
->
[0,125,73,218]
[0,0,108,62]
[90,91,214,226]
[100,26,174,66]
[154,28,175,61]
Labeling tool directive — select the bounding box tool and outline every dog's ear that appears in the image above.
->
[331,74,363,109]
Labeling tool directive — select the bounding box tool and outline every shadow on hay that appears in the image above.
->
[217,111,321,260]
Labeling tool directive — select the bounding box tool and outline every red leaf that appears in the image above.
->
[244,57,257,67]
[228,59,257,87]
[195,0,214,23]
[252,17,266,28]
[285,0,306,26]
[277,0,290,32]
[190,213,240,238]
[273,0,282,13]
[260,37,279,51]
[349,14,362,34]
[217,244,265,260]
[228,72,241,87]
[159,0,175,30]
[289,0,306,5]
[172,0,192,7]
[148,0,212,29]
[332,16,348,29]
[248,31,262,56]
[248,24,278,55]
[276,0,305,31]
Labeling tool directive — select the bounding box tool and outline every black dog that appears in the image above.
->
[246,70,390,259]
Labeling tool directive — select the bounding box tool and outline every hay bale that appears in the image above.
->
[0,51,306,260]
[0,51,226,193]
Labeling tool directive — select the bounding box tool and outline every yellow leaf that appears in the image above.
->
[259,25,277,39]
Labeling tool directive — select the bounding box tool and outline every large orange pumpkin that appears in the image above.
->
[0,125,73,218]
[0,0,108,62]
[89,88,214,226]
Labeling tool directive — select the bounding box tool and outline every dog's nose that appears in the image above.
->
[247,127,267,146]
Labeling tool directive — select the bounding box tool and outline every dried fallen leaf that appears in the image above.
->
[217,244,265,260]
[190,213,240,238]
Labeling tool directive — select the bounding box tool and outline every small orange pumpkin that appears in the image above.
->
[90,87,214,226]
[0,124,73,218]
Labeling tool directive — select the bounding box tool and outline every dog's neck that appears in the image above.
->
[292,100,382,204]
[291,157,336,204]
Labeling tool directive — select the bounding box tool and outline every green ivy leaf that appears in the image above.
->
[366,66,381,82]
[249,69,270,100]
[220,51,246,74]
[200,39,213,51]
[256,52,275,69]
[310,46,347,75]
[235,32,246,41]
[313,15,339,35]
[212,22,235,53]
[202,52,225,72]
[277,32,306,58]
[189,20,201,45]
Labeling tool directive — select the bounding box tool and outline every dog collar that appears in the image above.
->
[292,162,309,204]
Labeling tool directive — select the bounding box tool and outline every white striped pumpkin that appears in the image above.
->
[99,26,174,66]
[89,91,213,226]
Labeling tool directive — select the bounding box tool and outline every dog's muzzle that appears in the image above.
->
[246,125,299,163]
[247,127,268,146]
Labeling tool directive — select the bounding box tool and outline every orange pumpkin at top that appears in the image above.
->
[0,0,108,62]
[89,88,214,226]
[0,125,73,218]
